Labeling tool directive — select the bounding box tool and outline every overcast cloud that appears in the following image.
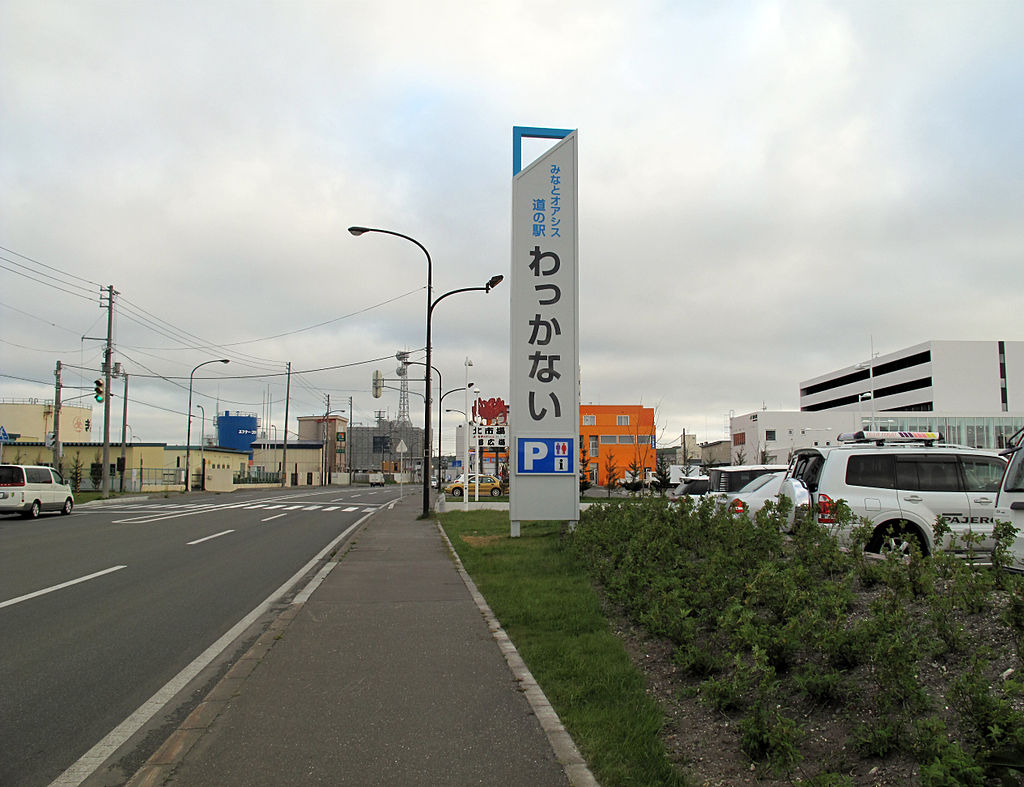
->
[2,0,1023,450]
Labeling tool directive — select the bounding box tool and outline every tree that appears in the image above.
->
[69,454,84,493]
[579,444,592,494]
[603,453,620,497]
[653,453,672,496]
[624,459,644,495]
[89,452,103,490]
[733,448,747,465]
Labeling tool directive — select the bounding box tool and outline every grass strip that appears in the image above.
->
[439,510,691,787]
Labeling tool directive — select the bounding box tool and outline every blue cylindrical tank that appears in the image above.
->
[217,411,259,452]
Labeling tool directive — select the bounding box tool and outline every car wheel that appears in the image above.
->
[490,487,501,497]
[27,500,41,519]
[61,497,74,515]
[452,487,463,497]
[869,522,927,557]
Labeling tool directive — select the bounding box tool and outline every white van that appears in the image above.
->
[0,464,75,518]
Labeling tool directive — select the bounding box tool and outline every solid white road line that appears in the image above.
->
[49,509,377,787]
[291,562,337,605]
[0,566,128,610]
[186,530,235,545]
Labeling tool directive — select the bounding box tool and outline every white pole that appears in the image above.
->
[463,358,472,512]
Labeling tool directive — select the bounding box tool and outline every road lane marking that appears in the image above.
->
[323,506,339,511]
[261,514,287,522]
[343,506,359,511]
[186,530,235,545]
[50,509,377,786]
[1,565,127,610]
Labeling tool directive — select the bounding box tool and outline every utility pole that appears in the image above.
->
[120,371,129,493]
[281,362,291,487]
[53,361,62,471]
[323,393,330,486]
[101,285,117,498]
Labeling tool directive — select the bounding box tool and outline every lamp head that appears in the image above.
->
[348,226,369,236]
[485,275,504,292]
[219,359,230,364]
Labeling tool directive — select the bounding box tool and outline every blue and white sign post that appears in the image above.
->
[509,127,580,536]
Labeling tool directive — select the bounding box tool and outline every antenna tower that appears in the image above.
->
[395,350,412,425]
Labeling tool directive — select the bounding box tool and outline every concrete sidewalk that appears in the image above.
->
[127,494,592,786]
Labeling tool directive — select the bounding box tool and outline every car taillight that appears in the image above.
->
[729,499,745,515]
[817,494,836,524]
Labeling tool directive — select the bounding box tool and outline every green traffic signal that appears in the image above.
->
[94,378,104,403]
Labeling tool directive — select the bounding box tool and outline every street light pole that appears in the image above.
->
[197,404,205,492]
[186,359,229,492]
[349,226,432,517]
[350,224,503,517]
[438,383,474,491]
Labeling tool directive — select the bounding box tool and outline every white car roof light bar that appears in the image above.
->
[838,430,943,445]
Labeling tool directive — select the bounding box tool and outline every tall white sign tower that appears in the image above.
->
[509,127,580,536]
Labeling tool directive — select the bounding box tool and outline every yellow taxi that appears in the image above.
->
[443,474,507,498]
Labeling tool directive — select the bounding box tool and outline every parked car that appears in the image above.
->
[723,471,786,517]
[707,464,789,494]
[667,477,710,501]
[778,431,1006,557]
[368,472,385,487]
[0,464,75,518]
[444,474,507,498]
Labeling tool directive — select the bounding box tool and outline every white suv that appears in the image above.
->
[994,428,1024,570]
[777,432,1006,556]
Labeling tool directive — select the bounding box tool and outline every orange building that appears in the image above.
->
[579,404,656,486]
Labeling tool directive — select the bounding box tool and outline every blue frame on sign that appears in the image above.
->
[512,126,575,175]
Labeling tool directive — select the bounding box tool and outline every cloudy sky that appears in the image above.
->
[3,1,1023,451]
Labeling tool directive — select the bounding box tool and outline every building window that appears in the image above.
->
[582,414,596,426]
[589,436,599,456]
[765,430,776,441]
[618,435,635,444]
[600,435,616,444]
[617,415,630,426]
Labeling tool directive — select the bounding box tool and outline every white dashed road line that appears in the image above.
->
[186,530,235,546]
[1,566,128,610]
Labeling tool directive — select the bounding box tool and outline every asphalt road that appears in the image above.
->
[0,485,399,787]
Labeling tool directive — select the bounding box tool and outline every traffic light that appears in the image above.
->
[372,370,383,398]
[94,379,105,403]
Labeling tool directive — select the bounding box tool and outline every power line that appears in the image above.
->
[0,245,102,288]
[0,301,89,336]
[0,258,96,302]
